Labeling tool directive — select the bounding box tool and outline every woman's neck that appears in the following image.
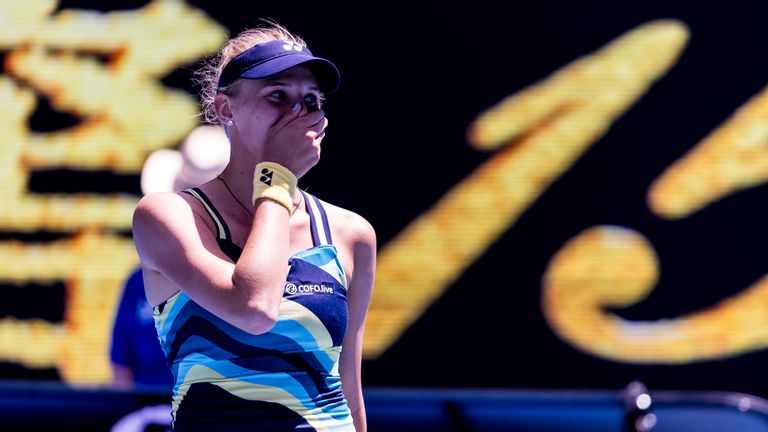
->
[217,167,304,216]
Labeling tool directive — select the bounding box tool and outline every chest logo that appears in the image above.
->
[285,282,334,295]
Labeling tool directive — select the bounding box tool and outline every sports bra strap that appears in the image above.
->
[302,191,333,246]
[183,188,243,262]
[184,187,332,251]
[183,188,231,241]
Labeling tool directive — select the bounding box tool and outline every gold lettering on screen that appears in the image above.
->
[542,225,768,363]
[0,0,227,383]
[533,21,768,364]
[365,20,690,357]
[1,3,766,383]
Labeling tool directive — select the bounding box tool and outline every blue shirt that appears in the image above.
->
[111,267,174,389]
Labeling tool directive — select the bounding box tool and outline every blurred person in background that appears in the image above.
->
[111,124,231,390]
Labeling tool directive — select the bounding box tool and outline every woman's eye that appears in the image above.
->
[269,90,288,101]
[304,94,320,111]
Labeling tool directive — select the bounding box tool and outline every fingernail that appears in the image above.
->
[291,103,300,111]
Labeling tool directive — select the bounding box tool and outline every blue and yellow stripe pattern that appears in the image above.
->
[154,189,353,431]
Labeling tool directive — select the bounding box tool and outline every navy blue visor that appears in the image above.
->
[217,40,340,93]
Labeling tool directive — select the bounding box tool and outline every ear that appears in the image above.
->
[214,93,233,124]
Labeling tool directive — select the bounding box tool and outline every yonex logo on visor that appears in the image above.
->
[216,39,340,93]
[282,41,303,52]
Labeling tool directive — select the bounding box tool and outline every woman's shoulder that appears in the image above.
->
[132,189,218,274]
[133,190,219,240]
[134,191,194,222]
[315,197,376,247]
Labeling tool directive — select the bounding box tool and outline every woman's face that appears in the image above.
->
[226,64,323,151]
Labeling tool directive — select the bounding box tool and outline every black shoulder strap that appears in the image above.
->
[182,188,242,262]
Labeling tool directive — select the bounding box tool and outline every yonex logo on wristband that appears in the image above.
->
[259,168,273,185]
[252,162,297,213]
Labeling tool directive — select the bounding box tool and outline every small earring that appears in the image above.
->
[225,119,233,127]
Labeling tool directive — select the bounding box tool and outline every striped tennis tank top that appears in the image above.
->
[153,188,354,431]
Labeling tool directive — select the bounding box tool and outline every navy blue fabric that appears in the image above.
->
[110,267,174,388]
[217,39,340,93]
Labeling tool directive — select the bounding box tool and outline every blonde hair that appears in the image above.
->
[193,19,307,124]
